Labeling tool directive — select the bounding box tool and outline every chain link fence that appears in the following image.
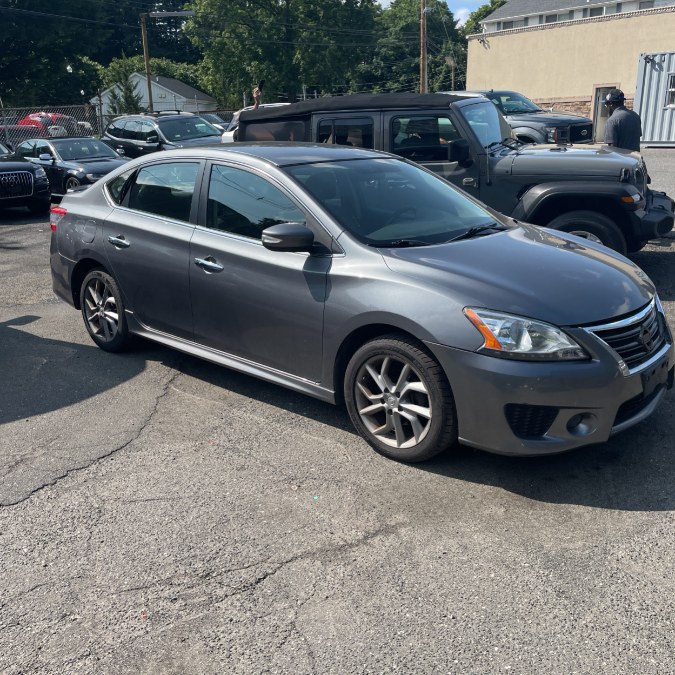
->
[0,104,236,149]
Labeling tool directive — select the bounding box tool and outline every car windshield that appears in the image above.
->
[51,139,119,161]
[490,92,542,115]
[158,117,221,141]
[460,100,513,150]
[285,157,504,247]
[0,142,10,155]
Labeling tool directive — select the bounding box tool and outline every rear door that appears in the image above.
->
[102,159,203,338]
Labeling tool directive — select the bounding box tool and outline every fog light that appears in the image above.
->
[566,413,597,437]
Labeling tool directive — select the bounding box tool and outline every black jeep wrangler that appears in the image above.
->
[236,93,674,254]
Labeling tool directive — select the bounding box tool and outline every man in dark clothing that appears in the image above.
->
[603,88,642,152]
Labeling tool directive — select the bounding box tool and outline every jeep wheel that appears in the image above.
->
[548,210,627,255]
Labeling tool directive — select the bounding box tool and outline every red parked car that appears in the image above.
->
[18,112,79,137]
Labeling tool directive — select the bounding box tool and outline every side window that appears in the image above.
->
[127,162,199,222]
[123,121,141,140]
[206,164,305,240]
[391,116,448,160]
[241,120,307,141]
[107,120,124,138]
[106,168,136,205]
[16,141,36,158]
[35,141,52,157]
[318,118,374,148]
[136,121,153,142]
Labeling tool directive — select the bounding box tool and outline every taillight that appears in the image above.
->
[50,205,67,231]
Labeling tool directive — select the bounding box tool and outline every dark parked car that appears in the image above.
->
[102,111,222,158]
[50,144,673,462]
[14,137,128,198]
[199,112,231,132]
[0,152,51,215]
[448,90,594,144]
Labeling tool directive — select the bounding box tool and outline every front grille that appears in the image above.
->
[588,302,668,369]
[505,404,559,438]
[0,171,33,199]
[570,123,593,143]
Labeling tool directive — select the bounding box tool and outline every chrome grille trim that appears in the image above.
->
[0,171,34,198]
[583,299,671,374]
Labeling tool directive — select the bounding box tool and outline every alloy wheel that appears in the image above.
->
[83,277,119,342]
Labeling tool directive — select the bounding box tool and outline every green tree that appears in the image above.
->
[462,0,506,36]
[187,0,379,107]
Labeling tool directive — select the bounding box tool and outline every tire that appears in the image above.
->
[64,176,81,192]
[344,334,457,463]
[80,269,131,353]
[547,210,627,255]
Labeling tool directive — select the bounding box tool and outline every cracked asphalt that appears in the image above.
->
[1,148,674,674]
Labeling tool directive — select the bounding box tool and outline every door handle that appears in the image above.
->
[194,257,224,273]
[107,235,130,248]
[462,177,478,187]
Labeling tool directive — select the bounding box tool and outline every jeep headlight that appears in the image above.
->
[545,126,559,143]
[464,308,589,360]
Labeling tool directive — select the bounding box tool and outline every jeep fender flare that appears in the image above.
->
[512,181,636,225]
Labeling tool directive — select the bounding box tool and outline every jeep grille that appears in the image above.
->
[0,171,34,199]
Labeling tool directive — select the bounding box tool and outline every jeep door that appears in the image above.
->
[384,112,481,199]
[189,161,329,382]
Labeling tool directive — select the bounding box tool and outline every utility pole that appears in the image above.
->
[420,0,428,93]
[140,13,153,112]
[140,10,195,113]
[445,55,455,91]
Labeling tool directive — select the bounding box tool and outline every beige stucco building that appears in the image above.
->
[467,2,675,140]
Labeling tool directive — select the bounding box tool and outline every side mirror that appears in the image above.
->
[38,153,53,162]
[262,222,314,252]
[146,134,160,147]
[447,138,472,166]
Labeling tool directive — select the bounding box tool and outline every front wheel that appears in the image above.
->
[64,176,81,192]
[344,335,457,462]
[547,210,627,255]
[80,269,131,353]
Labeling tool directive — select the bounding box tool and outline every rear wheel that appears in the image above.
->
[547,210,627,255]
[344,335,457,462]
[80,269,131,352]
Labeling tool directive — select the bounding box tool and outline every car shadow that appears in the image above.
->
[0,315,146,425]
[157,343,675,513]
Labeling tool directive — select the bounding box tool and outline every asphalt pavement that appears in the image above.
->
[1,151,674,674]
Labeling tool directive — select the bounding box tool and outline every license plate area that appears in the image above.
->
[641,356,670,397]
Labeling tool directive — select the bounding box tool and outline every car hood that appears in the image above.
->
[61,157,129,173]
[381,223,654,326]
[167,136,222,148]
[0,156,37,171]
[494,143,639,177]
[506,110,591,125]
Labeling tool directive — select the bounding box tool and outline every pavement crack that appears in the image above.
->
[0,367,181,508]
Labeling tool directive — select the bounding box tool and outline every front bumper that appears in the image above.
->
[425,334,674,456]
[632,189,675,241]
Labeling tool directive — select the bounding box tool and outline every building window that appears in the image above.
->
[667,74,675,107]
[639,1,654,8]
[589,6,604,17]
[502,20,513,29]
[615,3,623,13]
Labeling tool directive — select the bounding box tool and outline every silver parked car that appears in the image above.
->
[49,144,673,462]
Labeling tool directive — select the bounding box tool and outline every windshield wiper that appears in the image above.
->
[485,141,504,151]
[376,239,433,248]
[446,223,509,243]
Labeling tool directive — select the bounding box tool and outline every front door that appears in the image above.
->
[189,162,329,382]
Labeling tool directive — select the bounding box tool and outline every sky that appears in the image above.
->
[378,0,485,26]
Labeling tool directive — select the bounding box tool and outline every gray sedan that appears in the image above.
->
[49,143,673,462]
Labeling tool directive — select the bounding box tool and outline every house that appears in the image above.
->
[466,0,675,141]
[97,72,218,117]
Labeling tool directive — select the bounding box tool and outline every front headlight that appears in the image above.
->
[34,167,47,178]
[545,126,559,143]
[464,308,589,361]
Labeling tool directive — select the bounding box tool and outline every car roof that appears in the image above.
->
[131,142,388,167]
[239,92,472,123]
